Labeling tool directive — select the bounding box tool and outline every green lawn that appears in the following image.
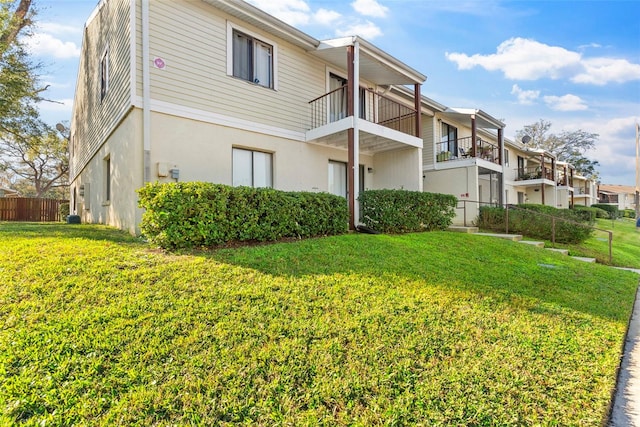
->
[1,222,638,425]
[550,218,640,268]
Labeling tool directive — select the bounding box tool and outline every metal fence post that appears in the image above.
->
[609,231,613,264]
[505,204,509,234]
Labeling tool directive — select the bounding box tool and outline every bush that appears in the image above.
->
[358,190,457,233]
[137,182,348,249]
[478,204,593,244]
[59,202,70,221]
[572,206,601,222]
[591,204,620,219]
[623,209,636,219]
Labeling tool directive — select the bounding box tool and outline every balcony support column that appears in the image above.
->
[471,116,477,157]
[414,83,422,138]
[541,154,545,205]
[347,41,361,230]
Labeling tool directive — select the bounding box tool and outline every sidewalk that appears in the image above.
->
[609,268,640,426]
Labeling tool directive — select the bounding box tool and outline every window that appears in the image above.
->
[232,148,272,188]
[328,161,347,198]
[100,49,109,101]
[328,161,365,199]
[232,29,273,88]
[503,149,510,166]
[104,156,111,202]
[441,123,457,155]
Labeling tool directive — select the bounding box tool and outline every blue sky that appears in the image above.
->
[29,0,640,186]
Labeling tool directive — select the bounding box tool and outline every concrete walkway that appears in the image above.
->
[609,268,640,426]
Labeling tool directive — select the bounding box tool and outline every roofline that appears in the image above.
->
[319,36,427,83]
[203,0,320,50]
[444,107,505,129]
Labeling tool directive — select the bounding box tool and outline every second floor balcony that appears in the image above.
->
[435,136,500,165]
[515,165,554,182]
[309,86,418,137]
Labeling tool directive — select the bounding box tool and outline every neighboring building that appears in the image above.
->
[598,184,638,211]
[573,174,598,207]
[387,89,506,225]
[0,187,19,198]
[423,106,505,225]
[70,0,426,233]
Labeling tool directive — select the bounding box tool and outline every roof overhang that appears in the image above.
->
[312,36,426,85]
[203,0,320,50]
[440,108,505,130]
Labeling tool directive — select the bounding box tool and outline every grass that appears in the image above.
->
[0,222,638,425]
[547,218,640,268]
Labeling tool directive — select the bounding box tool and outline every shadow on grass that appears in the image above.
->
[205,231,639,323]
[0,222,143,245]
[2,222,637,322]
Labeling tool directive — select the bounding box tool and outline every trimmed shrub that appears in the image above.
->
[591,204,620,219]
[623,209,636,219]
[137,182,348,249]
[59,202,70,221]
[358,190,457,233]
[478,204,593,244]
[572,206,601,222]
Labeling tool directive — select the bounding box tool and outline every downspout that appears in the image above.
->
[498,127,504,205]
[142,0,151,183]
[415,83,423,192]
[352,38,360,226]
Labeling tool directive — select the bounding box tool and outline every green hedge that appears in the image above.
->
[358,190,457,233]
[572,206,606,222]
[137,182,348,249]
[591,204,620,219]
[622,209,636,219]
[478,204,594,244]
[59,202,70,221]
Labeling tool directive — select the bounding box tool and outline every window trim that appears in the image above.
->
[104,155,111,203]
[232,147,274,188]
[226,21,278,90]
[100,47,109,102]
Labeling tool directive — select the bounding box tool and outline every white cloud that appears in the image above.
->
[336,21,382,39]
[25,33,80,59]
[37,22,79,35]
[446,37,640,86]
[543,94,588,111]
[246,0,311,26]
[446,38,581,80]
[351,0,388,18]
[314,8,341,25]
[573,57,640,85]
[585,116,640,183]
[511,84,539,105]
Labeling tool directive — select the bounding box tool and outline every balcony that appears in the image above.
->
[515,166,554,182]
[435,136,500,165]
[309,87,418,136]
[574,187,591,196]
[307,86,421,153]
[556,173,574,187]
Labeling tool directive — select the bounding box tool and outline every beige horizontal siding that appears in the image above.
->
[422,117,434,166]
[71,0,132,179]
[146,0,326,134]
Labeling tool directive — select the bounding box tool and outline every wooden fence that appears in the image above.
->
[0,198,68,222]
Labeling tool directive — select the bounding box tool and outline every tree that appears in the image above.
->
[0,0,69,198]
[515,119,600,179]
[0,125,68,198]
